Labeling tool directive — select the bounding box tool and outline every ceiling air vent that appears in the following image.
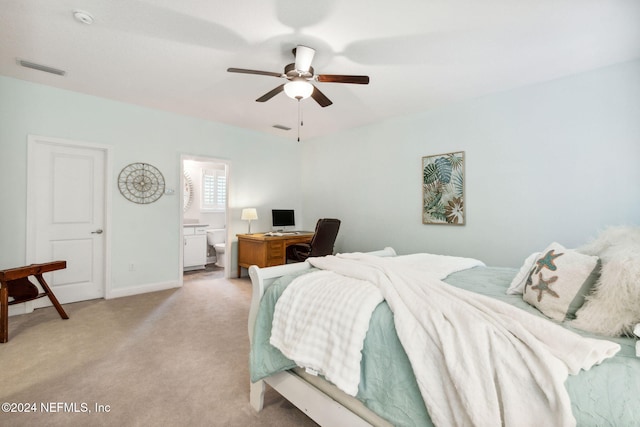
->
[273,124,291,131]
[17,59,66,76]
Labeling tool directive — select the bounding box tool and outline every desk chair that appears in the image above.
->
[286,218,341,263]
[0,261,69,343]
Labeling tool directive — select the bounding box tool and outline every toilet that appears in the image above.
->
[206,229,226,268]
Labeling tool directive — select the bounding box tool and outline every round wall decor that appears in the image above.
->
[118,162,165,204]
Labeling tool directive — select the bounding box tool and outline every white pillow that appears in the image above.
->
[570,230,640,336]
[507,252,540,295]
[523,242,599,322]
[577,225,640,257]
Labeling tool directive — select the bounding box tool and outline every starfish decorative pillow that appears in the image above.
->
[522,242,600,321]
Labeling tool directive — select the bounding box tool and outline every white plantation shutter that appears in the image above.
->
[202,168,226,211]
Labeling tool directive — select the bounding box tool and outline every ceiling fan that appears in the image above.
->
[227,45,369,107]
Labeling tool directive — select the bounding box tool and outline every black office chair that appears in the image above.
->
[286,218,341,263]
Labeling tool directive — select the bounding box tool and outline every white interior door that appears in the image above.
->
[28,136,107,305]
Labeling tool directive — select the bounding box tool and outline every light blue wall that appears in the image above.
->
[301,60,640,267]
[0,76,303,289]
[2,59,639,293]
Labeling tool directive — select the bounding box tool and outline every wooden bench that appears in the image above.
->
[0,261,69,343]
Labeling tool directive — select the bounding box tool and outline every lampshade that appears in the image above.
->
[241,208,258,221]
[284,79,314,100]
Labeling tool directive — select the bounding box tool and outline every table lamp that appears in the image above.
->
[241,208,258,234]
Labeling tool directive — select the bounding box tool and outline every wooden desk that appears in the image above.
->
[237,232,314,277]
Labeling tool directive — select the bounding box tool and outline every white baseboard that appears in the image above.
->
[7,281,180,317]
[107,280,180,299]
[8,304,29,317]
[9,281,181,317]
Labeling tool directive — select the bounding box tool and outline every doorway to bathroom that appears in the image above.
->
[180,155,230,281]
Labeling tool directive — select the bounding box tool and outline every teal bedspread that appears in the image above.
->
[250,266,640,426]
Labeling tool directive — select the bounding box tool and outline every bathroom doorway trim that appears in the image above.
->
[179,154,231,283]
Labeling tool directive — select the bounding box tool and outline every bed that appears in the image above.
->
[247,241,640,426]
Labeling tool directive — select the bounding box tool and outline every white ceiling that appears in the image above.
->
[2,0,639,141]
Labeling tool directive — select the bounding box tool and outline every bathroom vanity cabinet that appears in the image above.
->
[183,226,207,270]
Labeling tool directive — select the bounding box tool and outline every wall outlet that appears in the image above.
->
[128,263,135,271]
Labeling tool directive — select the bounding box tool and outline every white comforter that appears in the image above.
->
[275,253,621,427]
[270,253,484,395]
[270,269,384,395]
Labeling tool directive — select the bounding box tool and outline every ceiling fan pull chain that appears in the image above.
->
[297,99,303,142]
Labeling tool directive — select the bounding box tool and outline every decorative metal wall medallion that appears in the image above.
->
[118,162,165,204]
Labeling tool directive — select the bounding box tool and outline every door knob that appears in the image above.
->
[91,229,103,234]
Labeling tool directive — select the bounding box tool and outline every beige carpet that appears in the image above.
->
[1,273,318,427]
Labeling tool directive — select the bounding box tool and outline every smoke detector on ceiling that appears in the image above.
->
[73,10,94,25]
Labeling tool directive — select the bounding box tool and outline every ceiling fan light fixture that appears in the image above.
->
[284,79,313,100]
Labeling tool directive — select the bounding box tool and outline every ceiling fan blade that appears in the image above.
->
[311,86,333,108]
[317,74,370,84]
[294,45,315,73]
[256,84,285,102]
[227,68,283,78]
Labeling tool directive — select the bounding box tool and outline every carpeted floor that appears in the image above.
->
[0,272,318,426]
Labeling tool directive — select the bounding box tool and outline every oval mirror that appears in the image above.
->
[183,171,193,212]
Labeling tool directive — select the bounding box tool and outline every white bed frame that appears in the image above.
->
[247,247,397,427]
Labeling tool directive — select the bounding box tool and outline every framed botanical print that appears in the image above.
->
[422,151,465,225]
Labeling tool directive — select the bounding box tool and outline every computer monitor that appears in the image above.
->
[271,209,295,230]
